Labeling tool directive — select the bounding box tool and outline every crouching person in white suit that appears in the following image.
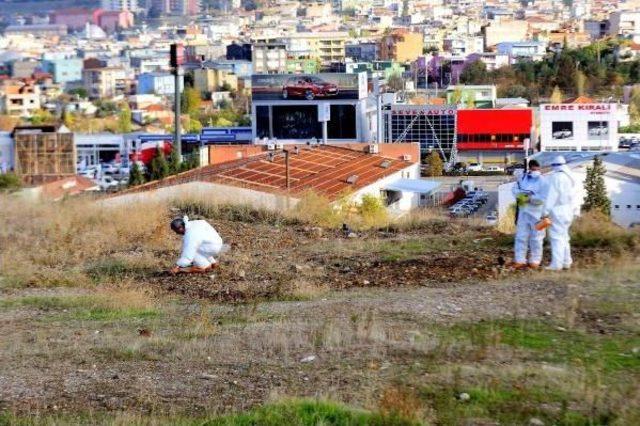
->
[170,216,225,275]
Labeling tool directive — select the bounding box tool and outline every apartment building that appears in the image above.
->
[284,32,348,70]
[379,29,424,63]
[193,67,238,94]
[101,0,140,12]
[82,67,123,98]
[252,43,287,74]
[42,58,83,84]
[1,83,41,117]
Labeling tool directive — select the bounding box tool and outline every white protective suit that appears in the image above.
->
[543,157,579,270]
[512,171,547,265]
[176,218,224,269]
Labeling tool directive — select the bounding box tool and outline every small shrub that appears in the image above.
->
[359,194,389,229]
[0,172,21,192]
[571,211,638,252]
[293,190,343,228]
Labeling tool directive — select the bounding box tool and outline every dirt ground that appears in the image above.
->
[2,211,638,424]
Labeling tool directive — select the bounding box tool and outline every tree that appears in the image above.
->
[582,156,611,217]
[549,86,563,103]
[29,109,54,125]
[465,91,476,109]
[425,151,443,177]
[575,70,587,96]
[116,103,132,134]
[387,73,405,92]
[460,60,488,85]
[147,147,170,181]
[182,87,202,117]
[629,87,640,123]
[450,87,463,105]
[61,108,75,128]
[167,147,181,174]
[67,87,88,99]
[128,162,145,186]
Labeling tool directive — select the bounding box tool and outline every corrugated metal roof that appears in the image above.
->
[384,179,441,193]
[120,145,415,200]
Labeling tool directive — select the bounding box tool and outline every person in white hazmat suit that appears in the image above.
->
[542,155,579,271]
[170,216,225,274]
[511,159,547,269]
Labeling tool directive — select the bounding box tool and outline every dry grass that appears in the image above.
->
[0,195,172,288]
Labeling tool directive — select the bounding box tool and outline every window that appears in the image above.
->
[614,205,620,209]
[627,205,632,209]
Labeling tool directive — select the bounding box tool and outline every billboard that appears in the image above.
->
[256,104,357,140]
[252,73,367,101]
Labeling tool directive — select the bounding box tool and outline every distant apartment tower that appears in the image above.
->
[253,43,287,74]
[170,0,201,15]
[101,0,139,11]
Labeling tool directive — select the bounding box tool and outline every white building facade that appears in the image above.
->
[539,103,619,152]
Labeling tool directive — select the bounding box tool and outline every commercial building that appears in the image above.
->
[539,103,619,152]
[379,29,424,63]
[456,109,532,165]
[251,73,373,143]
[12,125,76,185]
[383,105,457,160]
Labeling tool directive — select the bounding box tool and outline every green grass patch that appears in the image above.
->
[205,399,421,426]
[0,295,160,322]
[420,382,606,426]
[0,399,421,426]
[443,320,640,373]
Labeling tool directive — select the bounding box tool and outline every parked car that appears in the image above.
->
[467,163,483,172]
[101,163,120,175]
[97,176,121,192]
[484,165,504,172]
[282,76,339,100]
[619,137,631,149]
[505,164,525,175]
[486,212,498,226]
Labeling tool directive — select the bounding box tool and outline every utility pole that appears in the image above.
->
[170,43,183,162]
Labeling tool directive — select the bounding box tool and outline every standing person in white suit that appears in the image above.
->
[542,156,579,271]
[169,216,225,274]
[511,159,547,269]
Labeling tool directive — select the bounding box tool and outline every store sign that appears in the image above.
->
[252,73,366,101]
[391,105,456,116]
[318,103,331,122]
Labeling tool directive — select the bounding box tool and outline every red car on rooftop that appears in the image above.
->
[282,76,339,100]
